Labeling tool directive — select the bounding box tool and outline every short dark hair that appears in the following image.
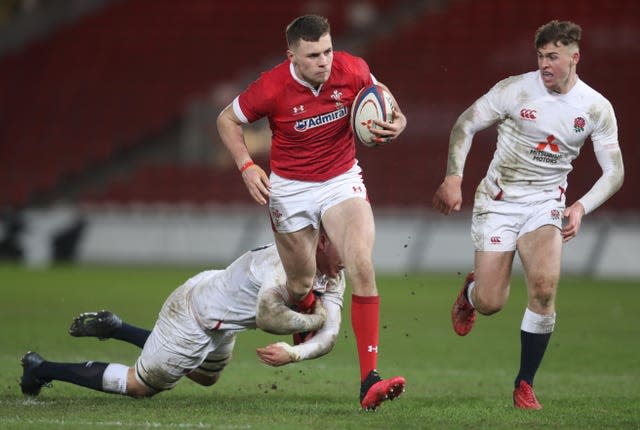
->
[535,20,581,49]
[286,15,330,48]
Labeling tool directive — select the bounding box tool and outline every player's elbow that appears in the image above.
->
[326,333,338,352]
[216,106,241,134]
[256,310,288,335]
[613,169,624,192]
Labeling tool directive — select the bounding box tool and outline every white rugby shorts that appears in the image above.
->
[471,191,565,252]
[135,282,236,391]
[268,161,368,233]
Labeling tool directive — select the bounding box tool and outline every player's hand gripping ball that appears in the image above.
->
[351,84,394,147]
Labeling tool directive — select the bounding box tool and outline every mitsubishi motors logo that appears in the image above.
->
[530,135,562,164]
[536,135,559,152]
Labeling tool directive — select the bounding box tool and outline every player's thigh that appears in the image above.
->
[517,225,562,310]
[268,172,322,233]
[188,331,237,386]
[474,250,515,308]
[471,195,521,252]
[135,285,214,392]
[274,226,319,278]
[322,197,375,258]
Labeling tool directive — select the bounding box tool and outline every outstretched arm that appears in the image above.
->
[562,147,624,242]
[433,96,499,214]
[256,298,341,366]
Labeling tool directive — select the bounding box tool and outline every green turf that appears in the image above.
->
[1,264,639,429]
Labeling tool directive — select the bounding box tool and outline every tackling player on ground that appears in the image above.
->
[19,230,382,401]
[432,20,624,409]
[217,15,407,410]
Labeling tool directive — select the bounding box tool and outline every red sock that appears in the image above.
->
[351,294,380,381]
[294,290,315,313]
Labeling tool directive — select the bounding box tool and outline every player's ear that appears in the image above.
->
[318,230,331,251]
[286,49,295,62]
[317,233,326,250]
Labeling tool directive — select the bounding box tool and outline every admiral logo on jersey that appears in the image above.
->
[294,106,348,132]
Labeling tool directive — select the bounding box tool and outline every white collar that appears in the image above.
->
[289,62,323,97]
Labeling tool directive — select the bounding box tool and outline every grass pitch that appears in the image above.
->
[1,264,639,429]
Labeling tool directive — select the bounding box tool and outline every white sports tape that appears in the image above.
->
[102,363,129,394]
[520,308,556,334]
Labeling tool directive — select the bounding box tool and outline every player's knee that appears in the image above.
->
[188,354,231,387]
[345,254,375,285]
[528,275,557,308]
[126,383,158,398]
[531,286,556,309]
[475,294,505,315]
[287,276,314,301]
[125,368,159,398]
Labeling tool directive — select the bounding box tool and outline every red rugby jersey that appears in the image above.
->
[234,51,374,181]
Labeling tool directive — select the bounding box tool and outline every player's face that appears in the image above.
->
[288,33,333,88]
[537,42,579,94]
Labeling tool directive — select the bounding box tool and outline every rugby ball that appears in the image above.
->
[351,84,394,147]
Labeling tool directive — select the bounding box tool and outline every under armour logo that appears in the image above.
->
[536,135,559,153]
[520,108,537,120]
[367,345,378,353]
[293,105,305,114]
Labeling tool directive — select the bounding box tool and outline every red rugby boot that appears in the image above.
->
[360,370,406,411]
[451,272,476,336]
[513,380,543,410]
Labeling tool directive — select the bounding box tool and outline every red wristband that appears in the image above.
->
[239,160,254,173]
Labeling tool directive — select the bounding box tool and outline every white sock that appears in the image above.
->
[466,281,476,308]
[520,308,556,334]
[102,363,129,394]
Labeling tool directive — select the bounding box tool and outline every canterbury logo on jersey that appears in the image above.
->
[294,106,348,132]
[520,108,537,120]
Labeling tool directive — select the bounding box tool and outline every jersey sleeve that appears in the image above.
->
[291,298,341,361]
[445,77,514,176]
[577,98,624,214]
[341,52,374,90]
[590,98,619,151]
[474,75,521,126]
[236,72,278,124]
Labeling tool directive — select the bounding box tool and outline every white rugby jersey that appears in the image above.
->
[455,71,619,208]
[187,244,344,332]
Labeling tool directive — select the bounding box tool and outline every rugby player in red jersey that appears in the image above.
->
[217,15,407,410]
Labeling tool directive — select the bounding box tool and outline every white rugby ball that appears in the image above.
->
[351,84,394,147]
